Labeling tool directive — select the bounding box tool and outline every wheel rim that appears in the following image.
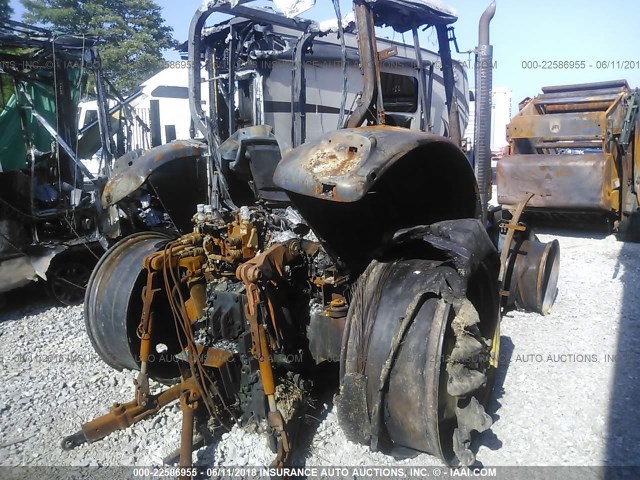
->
[84,232,180,382]
[49,261,93,306]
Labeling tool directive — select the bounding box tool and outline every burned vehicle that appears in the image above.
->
[64,0,560,469]
[497,80,640,238]
[0,20,117,304]
[98,0,472,236]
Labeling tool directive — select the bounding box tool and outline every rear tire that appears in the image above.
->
[47,257,94,306]
[337,255,499,466]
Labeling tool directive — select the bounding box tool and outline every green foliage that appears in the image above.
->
[0,75,14,112]
[20,0,177,93]
[0,0,13,19]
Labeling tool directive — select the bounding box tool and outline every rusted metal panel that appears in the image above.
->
[274,126,474,203]
[507,112,606,140]
[497,153,617,210]
[102,140,205,206]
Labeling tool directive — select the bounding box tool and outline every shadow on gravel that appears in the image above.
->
[474,334,514,458]
[189,362,339,476]
[606,240,640,466]
[521,218,611,240]
[288,362,340,469]
[0,282,59,323]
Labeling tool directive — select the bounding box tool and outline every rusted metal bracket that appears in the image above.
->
[134,268,161,408]
[179,392,199,473]
[238,278,291,466]
[620,90,639,151]
[498,193,535,298]
[61,377,198,451]
[235,241,304,467]
[377,46,397,62]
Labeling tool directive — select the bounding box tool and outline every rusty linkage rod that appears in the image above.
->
[62,241,232,473]
[62,238,308,471]
[235,238,306,466]
[61,376,198,451]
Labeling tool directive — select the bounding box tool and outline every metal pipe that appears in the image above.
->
[435,25,461,145]
[92,50,114,175]
[227,26,236,137]
[479,2,496,46]
[292,31,320,146]
[474,1,496,222]
[179,394,196,473]
[426,63,434,132]
[187,8,209,138]
[412,28,429,132]
[345,1,378,128]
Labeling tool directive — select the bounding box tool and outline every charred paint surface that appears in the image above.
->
[103,141,205,206]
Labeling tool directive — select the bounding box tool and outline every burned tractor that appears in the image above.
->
[0,20,117,305]
[65,0,560,468]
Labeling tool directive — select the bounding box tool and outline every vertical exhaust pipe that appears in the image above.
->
[474,2,496,222]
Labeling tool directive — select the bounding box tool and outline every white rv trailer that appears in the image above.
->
[78,68,207,159]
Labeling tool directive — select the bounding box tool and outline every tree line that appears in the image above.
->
[1,0,176,93]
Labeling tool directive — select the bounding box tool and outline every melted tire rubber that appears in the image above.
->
[337,257,499,466]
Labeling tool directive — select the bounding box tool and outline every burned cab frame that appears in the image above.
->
[70,0,560,470]
[0,20,115,304]
[103,0,472,232]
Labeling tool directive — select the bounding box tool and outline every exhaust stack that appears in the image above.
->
[474,1,496,222]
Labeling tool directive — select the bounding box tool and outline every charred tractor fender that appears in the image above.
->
[273,127,480,274]
[101,140,209,234]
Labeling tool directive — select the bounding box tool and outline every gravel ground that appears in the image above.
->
[1,231,639,471]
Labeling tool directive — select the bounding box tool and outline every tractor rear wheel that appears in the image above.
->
[84,232,181,382]
[337,256,500,466]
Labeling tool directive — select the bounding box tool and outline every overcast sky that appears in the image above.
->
[9,0,640,111]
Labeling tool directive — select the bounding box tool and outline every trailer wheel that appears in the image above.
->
[47,257,95,306]
[337,256,499,466]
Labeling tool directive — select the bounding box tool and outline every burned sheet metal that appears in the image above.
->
[0,246,66,294]
[365,0,458,31]
[497,80,639,233]
[274,127,476,203]
[0,20,113,300]
[101,140,209,234]
[497,153,618,210]
[273,0,316,18]
[274,127,478,273]
[103,140,206,206]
